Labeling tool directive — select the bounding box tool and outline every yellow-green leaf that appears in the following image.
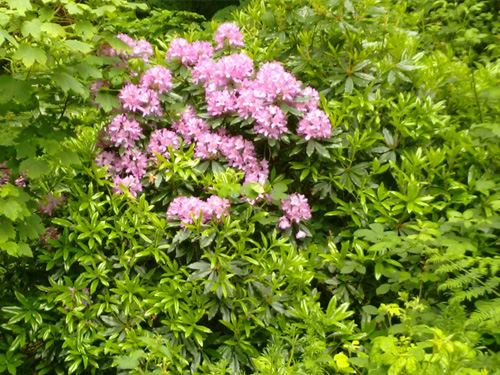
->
[41,22,66,38]
[13,44,47,67]
[21,19,42,39]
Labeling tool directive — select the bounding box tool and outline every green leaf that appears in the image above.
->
[19,158,51,178]
[315,142,330,158]
[0,75,32,103]
[376,284,391,295]
[51,70,87,97]
[6,0,32,14]
[243,182,264,200]
[40,22,66,38]
[17,242,33,257]
[0,28,18,47]
[21,19,42,39]
[13,44,47,67]
[0,222,15,239]
[17,214,44,241]
[0,199,23,221]
[345,77,354,94]
[1,241,18,256]
[94,91,120,112]
[64,40,93,54]
[74,20,96,40]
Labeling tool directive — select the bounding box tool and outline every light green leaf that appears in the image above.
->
[0,222,15,239]
[345,77,354,94]
[6,0,32,14]
[17,242,33,257]
[94,91,120,112]
[51,70,87,97]
[21,19,42,39]
[13,44,47,67]
[41,22,66,38]
[64,40,93,54]
[0,199,23,221]
[0,28,18,47]
[75,20,96,40]
[0,75,32,103]
[1,241,18,256]
[19,158,51,178]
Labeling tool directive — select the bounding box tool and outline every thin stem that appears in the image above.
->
[55,95,70,128]
[471,68,484,123]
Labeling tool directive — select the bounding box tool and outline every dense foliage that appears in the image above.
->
[1,0,500,374]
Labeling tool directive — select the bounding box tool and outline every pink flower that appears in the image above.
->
[215,23,245,50]
[140,66,173,94]
[206,85,238,116]
[107,114,143,149]
[290,86,320,113]
[296,230,307,239]
[119,83,162,117]
[112,175,143,197]
[95,151,120,173]
[39,194,65,216]
[279,216,291,230]
[167,195,230,228]
[279,193,312,229]
[172,107,210,144]
[192,56,217,85]
[253,105,288,139]
[118,150,148,179]
[148,129,180,157]
[296,109,331,140]
[167,38,213,66]
[194,132,221,159]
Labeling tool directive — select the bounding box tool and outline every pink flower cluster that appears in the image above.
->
[214,22,245,50]
[172,107,269,185]
[166,38,214,66]
[0,163,26,188]
[119,83,162,117]
[167,195,230,228]
[278,193,312,230]
[100,33,153,64]
[108,114,143,149]
[39,194,65,216]
[140,66,173,94]
[187,43,330,140]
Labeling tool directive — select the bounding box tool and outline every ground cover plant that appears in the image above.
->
[1,0,500,374]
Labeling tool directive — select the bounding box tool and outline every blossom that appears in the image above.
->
[39,194,65,216]
[118,83,162,117]
[167,38,213,66]
[140,66,173,94]
[107,114,143,149]
[215,23,245,50]
[296,109,332,140]
[255,62,302,102]
[253,105,288,139]
[117,150,148,179]
[205,85,238,116]
[194,132,222,159]
[40,226,59,245]
[95,151,120,173]
[296,230,307,239]
[290,86,320,113]
[148,129,180,157]
[171,107,210,144]
[192,56,217,85]
[112,175,142,197]
[167,195,230,228]
[279,193,312,228]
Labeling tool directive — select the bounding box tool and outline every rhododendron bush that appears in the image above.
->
[2,0,500,374]
[93,24,328,239]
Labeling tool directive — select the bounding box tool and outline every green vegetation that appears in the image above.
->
[0,0,499,374]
